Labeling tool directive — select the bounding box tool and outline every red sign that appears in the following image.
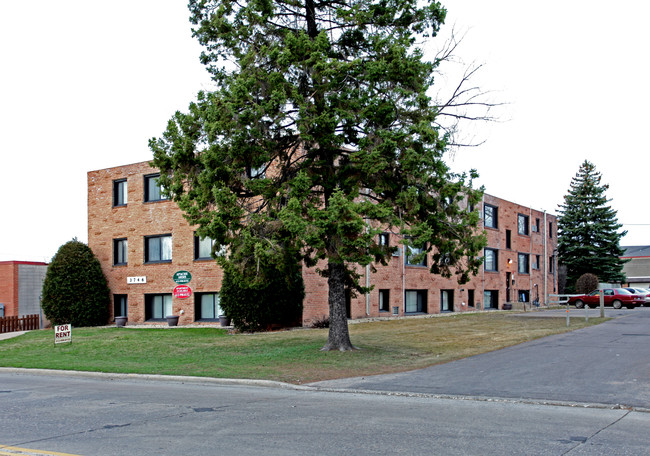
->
[173,285,192,299]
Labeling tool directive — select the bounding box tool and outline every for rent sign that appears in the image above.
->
[173,285,192,299]
[55,324,72,344]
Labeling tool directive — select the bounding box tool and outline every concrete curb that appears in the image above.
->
[0,367,311,391]
[2,367,648,414]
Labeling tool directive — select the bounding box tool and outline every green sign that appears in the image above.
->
[173,270,192,284]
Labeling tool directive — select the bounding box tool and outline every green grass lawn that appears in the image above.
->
[0,312,605,384]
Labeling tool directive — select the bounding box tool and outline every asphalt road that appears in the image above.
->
[2,308,650,455]
[1,372,649,456]
[311,308,650,409]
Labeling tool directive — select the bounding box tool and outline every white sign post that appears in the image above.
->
[55,324,72,345]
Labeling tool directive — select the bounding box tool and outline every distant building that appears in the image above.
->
[621,246,650,288]
[0,261,48,319]
[88,161,558,326]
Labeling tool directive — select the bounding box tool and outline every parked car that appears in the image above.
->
[623,287,650,307]
[568,288,644,309]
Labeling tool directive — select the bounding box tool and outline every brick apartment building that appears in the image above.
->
[0,261,48,318]
[88,161,558,326]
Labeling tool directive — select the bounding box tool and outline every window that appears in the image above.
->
[145,294,172,320]
[114,294,127,318]
[506,230,511,249]
[196,293,221,321]
[113,179,127,206]
[144,173,168,202]
[113,238,128,266]
[533,218,540,232]
[249,165,266,179]
[145,234,172,263]
[518,214,529,235]
[549,256,555,273]
[533,255,540,270]
[379,289,390,312]
[379,233,400,256]
[484,204,498,229]
[406,244,427,266]
[378,233,389,247]
[195,234,215,260]
[518,290,530,302]
[483,290,498,309]
[405,290,427,313]
[484,248,498,272]
[441,290,454,312]
[549,222,553,238]
[518,252,530,274]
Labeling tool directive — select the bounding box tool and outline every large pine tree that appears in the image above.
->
[150,0,486,350]
[557,160,627,290]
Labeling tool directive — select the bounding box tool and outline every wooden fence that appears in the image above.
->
[0,315,40,334]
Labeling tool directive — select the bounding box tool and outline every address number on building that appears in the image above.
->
[127,276,147,284]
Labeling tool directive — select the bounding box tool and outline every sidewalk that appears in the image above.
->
[0,331,26,341]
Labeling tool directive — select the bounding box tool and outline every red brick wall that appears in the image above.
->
[0,261,48,317]
[0,262,18,316]
[88,162,558,326]
[88,161,224,325]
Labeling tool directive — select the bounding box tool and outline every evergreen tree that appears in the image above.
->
[41,239,110,327]
[557,160,627,290]
[150,0,486,350]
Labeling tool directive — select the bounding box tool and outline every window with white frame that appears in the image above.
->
[145,234,172,263]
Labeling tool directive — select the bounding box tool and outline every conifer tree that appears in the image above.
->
[557,160,627,290]
[150,0,487,350]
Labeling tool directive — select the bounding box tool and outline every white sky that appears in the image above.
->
[1,0,648,263]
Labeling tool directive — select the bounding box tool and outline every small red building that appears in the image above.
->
[0,261,48,318]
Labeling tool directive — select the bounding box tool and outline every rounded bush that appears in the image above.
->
[41,239,110,327]
[576,273,599,294]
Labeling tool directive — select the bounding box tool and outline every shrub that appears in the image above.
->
[310,315,330,329]
[41,239,110,326]
[219,260,304,332]
[576,273,599,294]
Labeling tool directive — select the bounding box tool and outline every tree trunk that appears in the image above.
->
[321,261,356,351]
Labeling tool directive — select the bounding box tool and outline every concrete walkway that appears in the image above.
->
[0,330,26,341]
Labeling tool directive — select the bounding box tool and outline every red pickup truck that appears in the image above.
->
[568,288,644,309]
